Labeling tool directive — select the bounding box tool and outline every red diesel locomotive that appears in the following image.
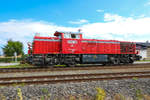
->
[27,31,139,66]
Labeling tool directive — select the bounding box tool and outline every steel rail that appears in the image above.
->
[0,71,150,81]
[0,74,150,86]
[0,71,150,86]
[0,63,150,73]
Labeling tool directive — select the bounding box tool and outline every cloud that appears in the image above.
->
[81,13,150,42]
[96,9,104,13]
[145,0,150,6]
[0,19,78,53]
[104,13,126,22]
[82,13,150,40]
[68,19,89,24]
[0,13,150,53]
[102,13,150,35]
[138,14,146,18]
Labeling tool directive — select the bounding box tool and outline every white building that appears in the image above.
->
[136,42,150,60]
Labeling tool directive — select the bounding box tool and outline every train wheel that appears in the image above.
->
[112,58,120,65]
[66,61,76,67]
[66,64,75,67]
[123,58,130,65]
[65,57,76,67]
[117,59,121,65]
[129,58,134,64]
[102,63,106,66]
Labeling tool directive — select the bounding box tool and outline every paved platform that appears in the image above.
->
[0,63,19,66]
[134,61,150,64]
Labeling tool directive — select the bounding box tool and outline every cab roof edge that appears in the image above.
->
[56,31,82,34]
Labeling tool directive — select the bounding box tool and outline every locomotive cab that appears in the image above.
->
[54,32,82,54]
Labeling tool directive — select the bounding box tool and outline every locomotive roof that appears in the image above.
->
[54,31,82,36]
[60,31,82,34]
[136,42,150,47]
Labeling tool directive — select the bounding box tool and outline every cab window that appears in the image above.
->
[58,35,62,38]
[71,34,76,38]
[64,34,70,38]
[64,34,80,39]
[76,34,80,39]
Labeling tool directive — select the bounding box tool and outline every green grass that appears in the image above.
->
[136,60,150,62]
[10,61,21,63]
[55,65,66,67]
[0,63,34,68]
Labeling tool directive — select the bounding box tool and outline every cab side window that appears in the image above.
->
[64,34,70,38]
[76,35,80,39]
[64,34,80,39]
[58,35,62,39]
[71,34,76,39]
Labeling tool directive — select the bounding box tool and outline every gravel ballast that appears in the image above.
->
[0,78,150,100]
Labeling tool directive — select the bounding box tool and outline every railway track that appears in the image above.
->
[0,71,150,86]
[0,63,150,73]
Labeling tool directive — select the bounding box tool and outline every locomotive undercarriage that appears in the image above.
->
[31,54,80,67]
[105,54,135,65]
[29,54,137,67]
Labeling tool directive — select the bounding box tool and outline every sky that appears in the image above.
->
[0,0,150,54]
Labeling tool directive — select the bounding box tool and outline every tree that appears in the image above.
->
[2,40,24,56]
